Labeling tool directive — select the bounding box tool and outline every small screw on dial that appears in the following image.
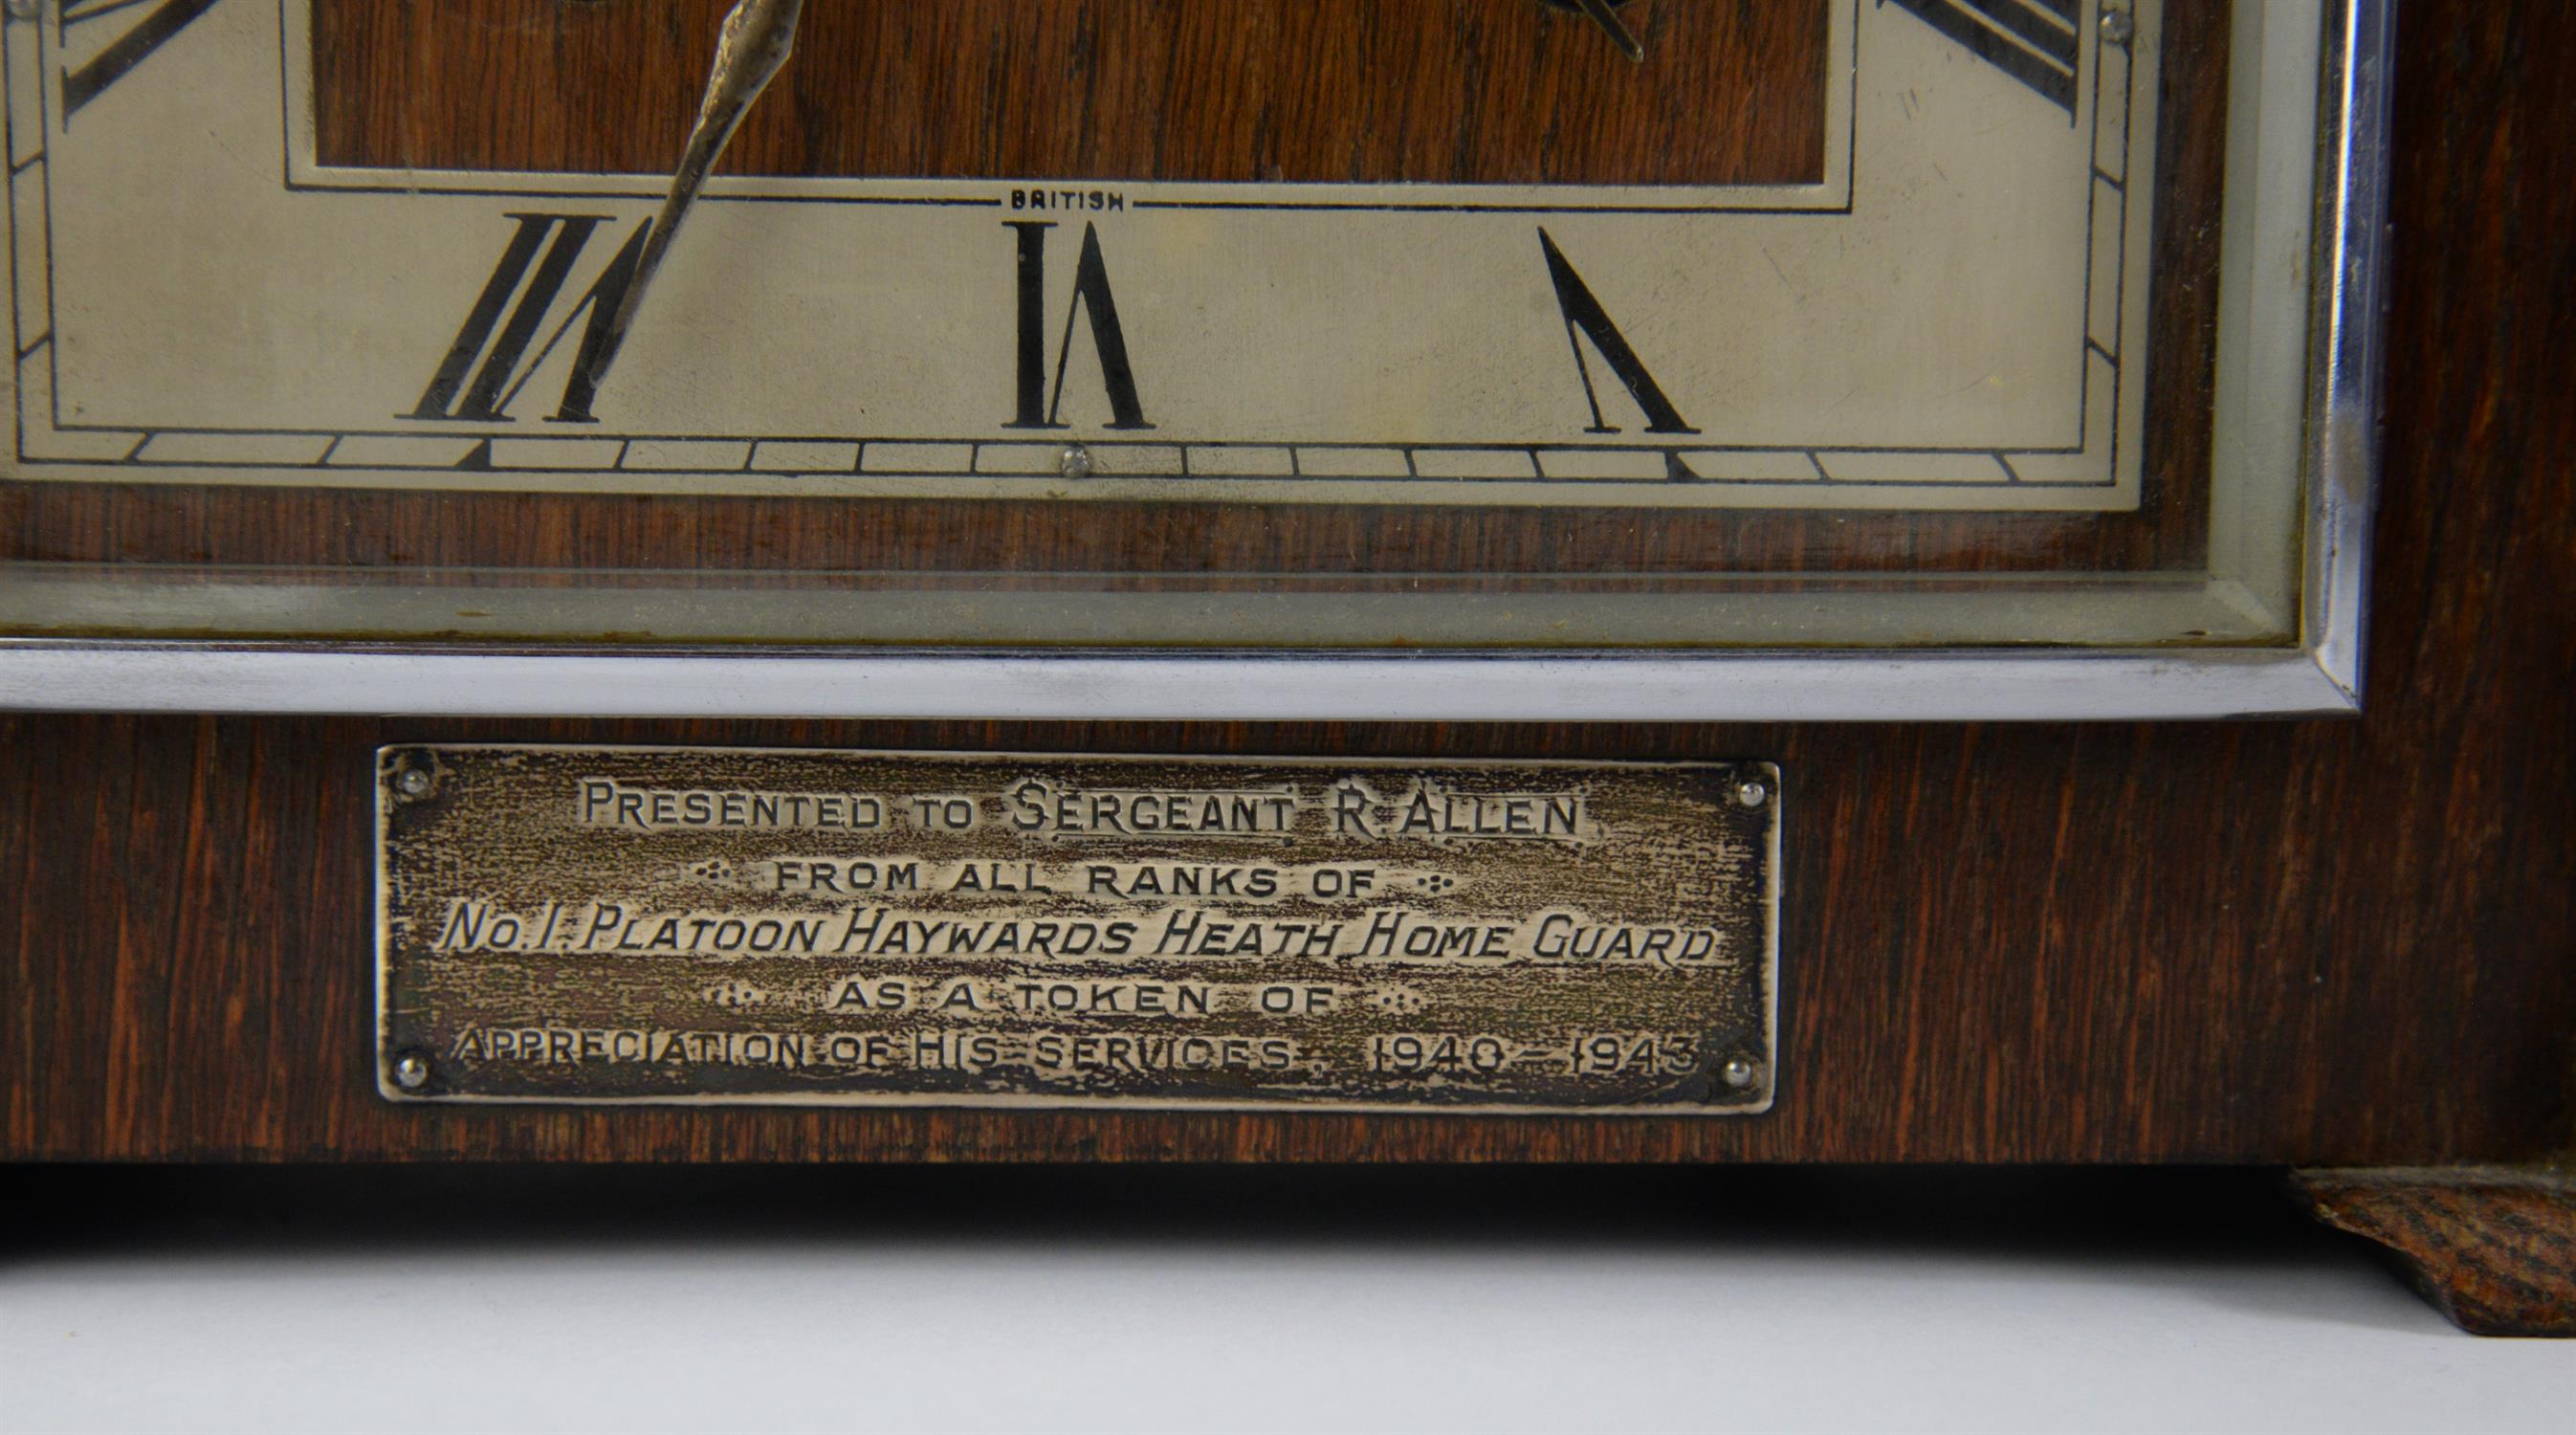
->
[1059,444,1095,480]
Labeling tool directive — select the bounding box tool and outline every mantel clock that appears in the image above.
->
[6,0,2571,1336]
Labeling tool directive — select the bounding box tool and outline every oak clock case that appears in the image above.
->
[0,0,2376,718]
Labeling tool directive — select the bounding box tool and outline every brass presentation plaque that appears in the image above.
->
[375,747,1780,1113]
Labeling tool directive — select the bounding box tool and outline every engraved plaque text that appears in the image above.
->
[376,747,1780,1113]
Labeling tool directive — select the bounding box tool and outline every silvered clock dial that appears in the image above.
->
[0,0,2388,717]
[12,0,2161,507]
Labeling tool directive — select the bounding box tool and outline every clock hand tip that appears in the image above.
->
[1568,0,1647,63]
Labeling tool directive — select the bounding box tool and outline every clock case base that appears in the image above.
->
[4,703,2566,1168]
[2292,1166,2576,1337]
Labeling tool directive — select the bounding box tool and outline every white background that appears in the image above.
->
[2,1166,2566,1433]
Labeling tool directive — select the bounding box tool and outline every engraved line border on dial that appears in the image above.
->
[3,0,2143,500]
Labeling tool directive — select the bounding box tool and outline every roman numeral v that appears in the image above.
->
[407,211,652,425]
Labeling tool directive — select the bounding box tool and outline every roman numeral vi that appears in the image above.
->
[1005,221,1153,430]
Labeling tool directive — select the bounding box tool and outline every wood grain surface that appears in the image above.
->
[3,0,2571,1164]
[313,0,1829,187]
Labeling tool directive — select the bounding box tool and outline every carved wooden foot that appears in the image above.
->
[2291,1164,2576,1336]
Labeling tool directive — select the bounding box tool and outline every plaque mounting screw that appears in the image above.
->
[1058,444,1095,480]
[394,766,432,797]
[1733,777,1770,808]
[391,1051,433,1091]
[2100,1,2134,44]
[1722,1056,1763,1091]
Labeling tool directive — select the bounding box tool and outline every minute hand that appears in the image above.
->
[585,0,808,393]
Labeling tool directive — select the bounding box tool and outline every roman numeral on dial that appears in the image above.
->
[1005,221,1153,431]
[1538,229,1698,436]
[1884,0,2081,114]
[406,211,650,424]
[59,0,226,119]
